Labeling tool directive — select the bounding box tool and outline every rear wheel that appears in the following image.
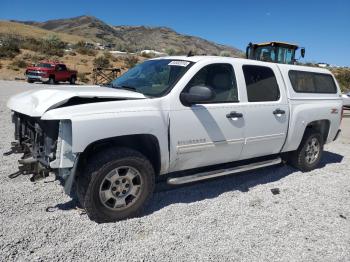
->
[27,79,34,83]
[287,129,324,172]
[76,148,155,223]
[69,75,76,85]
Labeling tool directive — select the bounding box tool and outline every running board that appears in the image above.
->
[167,157,282,185]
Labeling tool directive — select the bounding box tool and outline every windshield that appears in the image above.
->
[254,46,276,62]
[36,63,54,68]
[111,59,192,97]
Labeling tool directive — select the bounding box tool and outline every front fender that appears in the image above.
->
[42,107,169,173]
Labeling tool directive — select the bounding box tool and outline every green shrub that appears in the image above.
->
[93,55,110,68]
[333,69,350,92]
[0,35,20,58]
[74,41,97,56]
[116,43,126,52]
[20,35,66,56]
[11,58,27,68]
[40,35,65,57]
[103,51,112,60]
[165,48,176,56]
[21,53,32,60]
[20,38,42,52]
[124,56,138,68]
[8,58,27,71]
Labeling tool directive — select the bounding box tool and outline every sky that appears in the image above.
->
[1,0,349,66]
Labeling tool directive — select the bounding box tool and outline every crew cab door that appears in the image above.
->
[238,62,289,159]
[169,62,245,171]
[55,64,69,81]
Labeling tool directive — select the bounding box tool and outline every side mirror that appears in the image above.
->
[180,85,215,106]
[300,48,305,58]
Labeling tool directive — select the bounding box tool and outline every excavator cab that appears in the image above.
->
[246,42,305,64]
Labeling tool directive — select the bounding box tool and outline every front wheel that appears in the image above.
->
[48,76,56,85]
[76,148,155,223]
[287,129,324,172]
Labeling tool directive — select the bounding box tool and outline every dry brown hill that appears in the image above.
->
[0,20,88,43]
[18,15,243,56]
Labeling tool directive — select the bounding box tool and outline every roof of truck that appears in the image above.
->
[251,41,299,47]
[152,56,332,75]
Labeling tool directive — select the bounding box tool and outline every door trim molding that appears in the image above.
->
[177,138,245,154]
[245,133,285,144]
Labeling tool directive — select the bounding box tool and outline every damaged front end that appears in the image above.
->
[5,112,78,194]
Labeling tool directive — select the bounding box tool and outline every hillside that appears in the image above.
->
[0,20,88,43]
[18,15,243,56]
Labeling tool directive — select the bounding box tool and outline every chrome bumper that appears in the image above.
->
[26,74,49,82]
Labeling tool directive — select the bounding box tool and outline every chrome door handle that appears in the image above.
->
[226,111,243,118]
[273,109,285,115]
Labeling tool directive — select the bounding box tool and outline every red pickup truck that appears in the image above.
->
[25,61,77,85]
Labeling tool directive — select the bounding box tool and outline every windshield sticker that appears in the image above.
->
[168,61,190,67]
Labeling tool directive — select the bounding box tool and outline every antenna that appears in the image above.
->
[187,50,194,57]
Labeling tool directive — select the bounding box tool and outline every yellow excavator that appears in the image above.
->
[246,41,305,64]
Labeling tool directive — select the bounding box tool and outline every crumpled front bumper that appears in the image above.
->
[6,113,79,195]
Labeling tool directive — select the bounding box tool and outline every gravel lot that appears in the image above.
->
[0,80,349,261]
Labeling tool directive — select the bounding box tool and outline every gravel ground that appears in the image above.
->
[0,80,349,261]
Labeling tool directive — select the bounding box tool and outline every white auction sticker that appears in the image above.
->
[168,61,190,67]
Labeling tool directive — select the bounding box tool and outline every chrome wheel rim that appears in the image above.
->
[305,137,320,164]
[99,166,143,211]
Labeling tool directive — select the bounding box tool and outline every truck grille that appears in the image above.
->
[26,71,41,76]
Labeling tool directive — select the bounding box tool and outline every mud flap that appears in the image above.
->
[63,155,80,196]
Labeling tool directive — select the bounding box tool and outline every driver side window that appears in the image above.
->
[185,64,238,103]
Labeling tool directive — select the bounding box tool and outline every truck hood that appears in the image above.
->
[7,86,146,117]
[26,66,52,71]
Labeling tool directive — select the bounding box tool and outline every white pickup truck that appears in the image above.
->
[6,56,343,223]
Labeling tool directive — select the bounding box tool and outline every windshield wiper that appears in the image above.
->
[119,85,137,92]
[112,83,138,92]
[110,84,152,98]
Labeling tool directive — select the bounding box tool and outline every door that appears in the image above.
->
[55,64,68,81]
[170,63,245,171]
[239,64,289,159]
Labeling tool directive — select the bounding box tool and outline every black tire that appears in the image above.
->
[27,79,34,83]
[69,75,76,85]
[76,148,155,223]
[48,76,56,85]
[287,129,324,172]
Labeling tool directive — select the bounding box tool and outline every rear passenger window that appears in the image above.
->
[242,65,280,102]
[289,70,337,93]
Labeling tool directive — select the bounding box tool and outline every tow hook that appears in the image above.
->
[3,142,23,156]
[8,157,50,182]
[8,171,22,179]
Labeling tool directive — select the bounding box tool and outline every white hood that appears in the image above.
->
[7,86,146,117]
